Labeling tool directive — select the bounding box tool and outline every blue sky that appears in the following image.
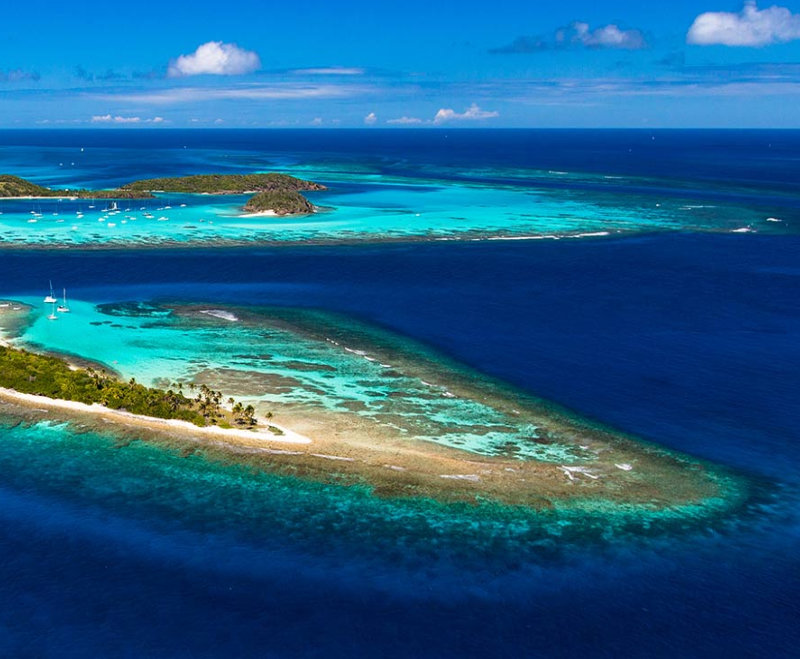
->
[2,0,800,127]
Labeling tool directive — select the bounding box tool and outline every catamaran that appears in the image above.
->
[57,288,70,313]
[44,281,58,304]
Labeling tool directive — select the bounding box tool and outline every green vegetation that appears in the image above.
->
[120,173,325,195]
[0,175,52,197]
[0,174,152,200]
[122,173,323,215]
[0,345,265,428]
[243,190,314,215]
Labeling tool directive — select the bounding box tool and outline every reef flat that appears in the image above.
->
[0,162,792,250]
[0,298,749,520]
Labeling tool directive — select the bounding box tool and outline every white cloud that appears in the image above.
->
[364,112,377,125]
[292,67,365,75]
[687,2,800,46]
[91,114,164,124]
[310,117,324,126]
[433,103,499,124]
[387,116,424,124]
[167,41,261,77]
[492,21,647,53]
[569,22,647,49]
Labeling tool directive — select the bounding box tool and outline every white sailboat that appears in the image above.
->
[44,281,58,304]
[57,288,70,313]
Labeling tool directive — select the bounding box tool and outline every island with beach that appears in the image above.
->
[0,172,324,216]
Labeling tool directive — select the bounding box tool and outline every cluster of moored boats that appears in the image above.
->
[23,201,190,229]
[44,281,70,320]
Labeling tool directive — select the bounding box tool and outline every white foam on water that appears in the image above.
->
[440,474,481,482]
[310,453,355,462]
[199,309,239,322]
[560,465,599,481]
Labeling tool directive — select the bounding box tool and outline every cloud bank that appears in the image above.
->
[491,21,647,53]
[433,103,498,124]
[387,116,423,125]
[91,115,164,124]
[363,112,377,125]
[168,41,261,77]
[687,2,800,46]
[569,22,647,49]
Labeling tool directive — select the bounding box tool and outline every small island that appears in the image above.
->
[0,299,749,518]
[243,190,315,215]
[0,172,325,216]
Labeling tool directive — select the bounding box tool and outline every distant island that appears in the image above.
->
[122,173,324,216]
[0,174,151,200]
[0,172,325,216]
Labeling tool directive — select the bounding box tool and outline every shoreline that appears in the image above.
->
[0,195,81,200]
[237,209,278,218]
[0,387,312,446]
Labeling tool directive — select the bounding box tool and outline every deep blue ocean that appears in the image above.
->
[0,131,798,657]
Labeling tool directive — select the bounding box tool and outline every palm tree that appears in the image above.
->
[244,404,256,426]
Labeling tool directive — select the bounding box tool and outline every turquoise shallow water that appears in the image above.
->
[0,179,791,248]
[0,164,794,248]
